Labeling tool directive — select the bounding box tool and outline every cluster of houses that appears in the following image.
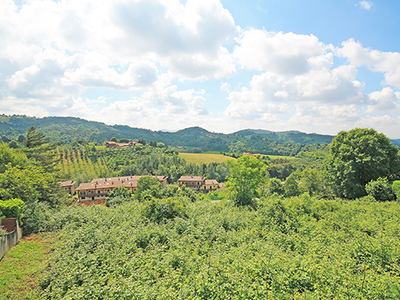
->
[105,141,142,148]
[59,175,222,205]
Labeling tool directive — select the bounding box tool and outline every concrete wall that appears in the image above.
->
[0,218,22,260]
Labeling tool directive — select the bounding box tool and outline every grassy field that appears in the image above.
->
[179,153,236,165]
[0,234,55,299]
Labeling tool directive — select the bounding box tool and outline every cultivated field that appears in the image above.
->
[179,153,236,165]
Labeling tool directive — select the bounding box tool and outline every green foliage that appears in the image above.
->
[365,177,396,202]
[267,178,285,196]
[8,140,19,149]
[141,198,188,223]
[0,165,59,205]
[135,176,162,202]
[0,143,28,173]
[137,137,146,145]
[24,126,60,174]
[0,198,25,219]
[324,128,400,199]
[105,195,131,208]
[107,185,132,200]
[284,173,300,197]
[105,186,132,207]
[17,134,26,143]
[31,198,400,299]
[299,168,324,197]
[226,155,267,206]
[392,180,400,200]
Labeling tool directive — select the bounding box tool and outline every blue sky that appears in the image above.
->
[1,0,400,138]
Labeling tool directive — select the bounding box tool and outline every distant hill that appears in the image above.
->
[0,114,335,155]
[233,129,333,144]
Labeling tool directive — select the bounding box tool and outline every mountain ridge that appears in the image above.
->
[0,114,341,155]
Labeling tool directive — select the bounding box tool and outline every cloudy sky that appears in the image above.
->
[1,0,400,137]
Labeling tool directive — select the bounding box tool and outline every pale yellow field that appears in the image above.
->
[179,153,236,165]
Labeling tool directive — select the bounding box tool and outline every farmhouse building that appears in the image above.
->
[177,176,219,193]
[76,175,168,205]
[106,141,142,148]
[58,180,76,195]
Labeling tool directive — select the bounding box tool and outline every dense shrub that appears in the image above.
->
[0,198,25,219]
[35,198,400,299]
[365,177,396,201]
[392,180,400,200]
[141,198,188,223]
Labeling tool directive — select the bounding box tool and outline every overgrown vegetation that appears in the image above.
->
[25,197,400,299]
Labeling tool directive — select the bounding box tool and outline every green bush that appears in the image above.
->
[268,178,285,196]
[365,177,396,201]
[0,198,25,219]
[392,180,400,200]
[141,198,188,223]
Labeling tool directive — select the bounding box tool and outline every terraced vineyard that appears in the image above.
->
[57,147,113,183]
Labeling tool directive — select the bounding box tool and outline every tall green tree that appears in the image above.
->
[284,173,300,197]
[226,155,267,206]
[324,128,400,199]
[24,126,59,174]
[299,168,324,197]
[135,176,162,201]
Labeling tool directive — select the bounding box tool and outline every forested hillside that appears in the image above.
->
[0,114,333,155]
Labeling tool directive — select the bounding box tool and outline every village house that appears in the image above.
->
[202,180,219,192]
[177,176,219,193]
[75,175,168,205]
[106,141,142,148]
[58,180,76,195]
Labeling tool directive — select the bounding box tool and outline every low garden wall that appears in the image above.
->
[0,218,22,260]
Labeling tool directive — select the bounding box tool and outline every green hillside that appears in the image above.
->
[0,114,334,155]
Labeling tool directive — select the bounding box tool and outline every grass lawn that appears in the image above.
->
[179,153,236,165]
[0,233,56,299]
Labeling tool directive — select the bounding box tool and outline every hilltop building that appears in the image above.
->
[106,141,142,148]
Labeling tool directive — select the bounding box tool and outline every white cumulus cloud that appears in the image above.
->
[359,1,373,10]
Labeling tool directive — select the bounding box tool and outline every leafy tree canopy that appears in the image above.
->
[324,128,400,199]
[135,176,162,202]
[226,155,267,206]
[0,143,28,173]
